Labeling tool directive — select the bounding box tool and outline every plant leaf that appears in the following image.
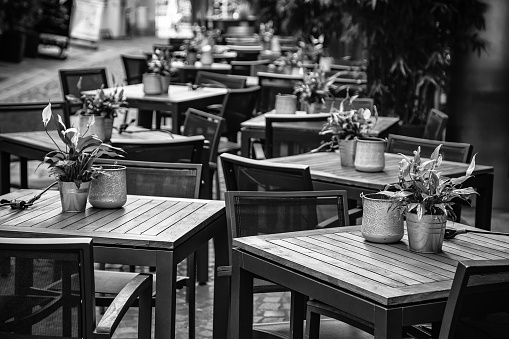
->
[466,153,477,176]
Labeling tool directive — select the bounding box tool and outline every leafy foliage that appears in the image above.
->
[293,68,346,104]
[40,103,125,187]
[381,145,477,220]
[146,48,177,76]
[76,86,128,119]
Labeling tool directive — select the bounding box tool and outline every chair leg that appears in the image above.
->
[196,242,209,285]
[306,306,321,339]
[215,169,221,200]
[138,275,153,339]
[187,252,196,339]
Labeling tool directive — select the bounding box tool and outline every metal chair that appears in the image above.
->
[195,70,247,89]
[257,72,302,112]
[423,108,448,141]
[231,59,270,76]
[0,237,152,339]
[120,54,148,85]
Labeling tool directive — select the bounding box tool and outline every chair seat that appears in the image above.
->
[253,318,373,339]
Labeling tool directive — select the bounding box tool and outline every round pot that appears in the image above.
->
[361,193,404,243]
[354,137,386,172]
[79,115,113,143]
[200,51,214,65]
[302,101,325,115]
[143,73,162,95]
[338,139,356,167]
[89,165,127,209]
[275,94,297,114]
[160,75,171,94]
[406,212,447,253]
[58,181,90,213]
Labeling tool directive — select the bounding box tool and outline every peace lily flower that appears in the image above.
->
[39,102,125,188]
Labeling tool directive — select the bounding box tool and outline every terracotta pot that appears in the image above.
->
[143,73,162,95]
[79,115,113,143]
[58,181,90,212]
[89,165,127,209]
[361,193,404,243]
[354,137,386,172]
[338,139,356,167]
[406,212,447,253]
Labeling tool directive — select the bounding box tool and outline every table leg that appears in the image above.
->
[474,173,494,231]
[289,292,307,339]
[231,250,254,339]
[213,214,231,339]
[0,150,11,194]
[373,307,402,339]
[240,131,250,158]
[155,250,178,339]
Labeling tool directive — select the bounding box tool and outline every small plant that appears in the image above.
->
[77,85,128,119]
[294,68,344,105]
[146,49,177,77]
[40,102,125,187]
[381,145,477,220]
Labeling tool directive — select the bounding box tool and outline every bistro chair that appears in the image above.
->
[0,237,152,339]
[231,59,270,76]
[59,67,109,115]
[120,54,148,85]
[257,72,302,112]
[179,67,231,84]
[0,101,68,189]
[423,108,448,141]
[195,70,247,89]
[182,108,225,200]
[224,190,353,339]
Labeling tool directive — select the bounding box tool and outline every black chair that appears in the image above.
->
[59,68,109,116]
[0,237,152,339]
[231,59,270,76]
[257,72,301,112]
[179,67,231,84]
[195,70,247,89]
[224,190,352,339]
[423,108,448,141]
[120,54,148,85]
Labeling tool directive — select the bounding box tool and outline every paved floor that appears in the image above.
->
[1,36,508,338]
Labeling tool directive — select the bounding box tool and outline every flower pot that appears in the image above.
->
[186,51,198,65]
[89,165,127,209]
[275,94,297,114]
[302,101,325,114]
[59,181,90,212]
[200,51,214,65]
[361,193,404,243]
[79,115,113,143]
[160,75,171,94]
[338,139,356,167]
[143,73,162,95]
[354,137,386,172]
[406,212,447,253]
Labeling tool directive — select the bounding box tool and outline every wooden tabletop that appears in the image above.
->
[0,190,225,250]
[233,224,509,306]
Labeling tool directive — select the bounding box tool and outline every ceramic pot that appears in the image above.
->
[406,212,447,253]
[143,73,162,95]
[354,137,386,172]
[79,115,113,143]
[338,139,356,167]
[200,51,214,65]
[361,193,404,243]
[59,181,90,212]
[89,164,127,209]
[160,75,171,94]
[302,101,325,114]
[275,94,297,114]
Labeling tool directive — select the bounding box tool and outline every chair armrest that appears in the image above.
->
[348,207,363,226]
[206,104,223,114]
[251,140,266,160]
[217,265,232,277]
[95,273,152,336]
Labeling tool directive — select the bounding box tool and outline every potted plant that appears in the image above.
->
[317,93,378,167]
[144,48,176,95]
[40,103,125,212]
[381,145,477,253]
[74,85,128,143]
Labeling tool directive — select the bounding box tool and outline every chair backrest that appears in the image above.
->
[386,134,473,163]
[121,54,148,85]
[225,190,349,238]
[257,72,301,112]
[0,101,70,133]
[195,71,247,89]
[265,114,329,158]
[183,108,225,165]
[96,159,202,199]
[423,108,448,141]
[220,153,313,191]
[219,86,261,142]
[0,237,96,338]
[180,68,231,84]
[114,135,205,164]
[231,59,270,76]
[59,68,109,115]
[439,259,509,339]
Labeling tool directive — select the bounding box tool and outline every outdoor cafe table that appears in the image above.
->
[0,129,187,195]
[241,114,400,157]
[231,224,509,339]
[266,152,494,231]
[83,84,228,133]
[0,189,230,339]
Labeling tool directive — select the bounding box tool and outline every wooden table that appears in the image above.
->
[0,129,183,195]
[231,225,509,338]
[83,84,228,133]
[0,189,230,339]
[266,152,494,231]
[241,114,400,157]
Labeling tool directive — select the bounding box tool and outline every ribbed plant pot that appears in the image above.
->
[406,212,447,253]
[338,139,356,167]
[143,73,162,95]
[89,165,127,209]
[275,94,297,114]
[354,137,386,172]
[59,181,90,212]
[79,115,113,143]
[361,193,404,243]
[160,75,171,94]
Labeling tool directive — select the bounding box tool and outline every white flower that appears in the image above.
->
[42,103,52,127]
